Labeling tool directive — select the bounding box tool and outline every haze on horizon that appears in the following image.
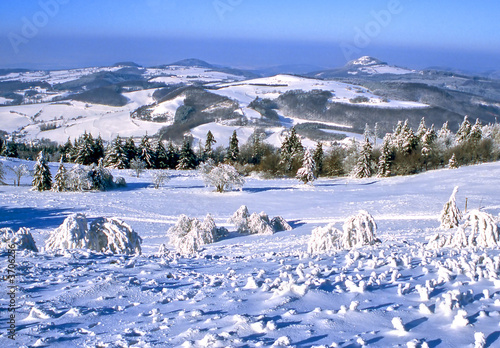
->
[1,0,499,73]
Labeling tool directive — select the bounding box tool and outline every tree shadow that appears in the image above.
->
[486,331,500,348]
[242,186,296,193]
[295,334,328,347]
[0,206,75,230]
[114,182,152,192]
[406,317,428,331]
[427,339,442,348]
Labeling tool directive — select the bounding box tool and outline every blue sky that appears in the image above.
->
[1,0,499,71]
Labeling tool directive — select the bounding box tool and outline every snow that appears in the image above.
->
[1,157,500,346]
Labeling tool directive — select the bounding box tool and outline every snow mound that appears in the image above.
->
[45,214,142,254]
[228,205,292,235]
[88,217,142,255]
[342,210,378,248]
[309,210,378,254]
[168,214,227,255]
[307,223,343,254]
[439,186,462,229]
[0,227,38,252]
[45,213,89,251]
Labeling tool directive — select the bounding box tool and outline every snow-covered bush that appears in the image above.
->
[45,213,142,254]
[342,210,378,248]
[198,159,215,179]
[0,227,38,252]
[64,163,117,191]
[88,217,142,255]
[0,162,6,185]
[45,213,90,251]
[168,214,228,255]
[201,163,245,193]
[439,186,462,229]
[227,205,292,235]
[151,170,169,189]
[114,176,127,188]
[307,223,343,254]
[450,210,499,248]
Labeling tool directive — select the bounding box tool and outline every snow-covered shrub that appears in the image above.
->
[342,210,378,248]
[151,170,169,189]
[307,223,343,254]
[65,163,116,191]
[247,212,275,235]
[450,210,499,248]
[227,205,292,235]
[439,186,462,229]
[168,214,227,255]
[0,162,6,185]
[0,227,38,252]
[114,176,127,188]
[88,217,142,255]
[228,205,249,233]
[198,159,215,179]
[201,163,245,193]
[45,213,90,251]
[45,214,142,254]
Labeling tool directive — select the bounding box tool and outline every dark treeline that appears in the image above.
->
[1,116,500,179]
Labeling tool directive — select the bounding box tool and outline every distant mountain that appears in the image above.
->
[112,62,142,68]
[169,58,215,69]
[310,56,416,79]
[254,64,326,76]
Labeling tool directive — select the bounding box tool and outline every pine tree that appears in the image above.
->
[166,141,179,169]
[75,132,95,165]
[124,137,137,164]
[456,116,472,145]
[138,135,155,169]
[400,120,418,154]
[226,130,240,163]
[448,153,459,169]
[421,125,437,170]
[93,135,105,163]
[313,142,324,177]
[469,118,482,146]
[3,142,18,158]
[439,186,462,229]
[296,148,316,184]
[104,135,128,169]
[177,137,197,170]
[61,137,74,162]
[32,151,52,191]
[353,131,373,178]
[437,121,454,150]
[416,117,428,141]
[377,134,393,177]
[204,130,216,160]
[280,127,303,173]
[154,140,169,169]
[52,158,67,192]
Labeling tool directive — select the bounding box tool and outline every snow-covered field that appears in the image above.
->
[1,157,500,347]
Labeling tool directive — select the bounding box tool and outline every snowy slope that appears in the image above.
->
[1,157,500,347]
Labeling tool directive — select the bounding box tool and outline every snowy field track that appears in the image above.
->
[1,158,500,347]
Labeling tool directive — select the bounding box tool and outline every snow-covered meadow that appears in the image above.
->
[1,157,500,347]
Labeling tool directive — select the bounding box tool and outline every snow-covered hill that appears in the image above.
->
[1,157,500,346]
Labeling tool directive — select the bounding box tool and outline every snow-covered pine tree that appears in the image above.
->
[421,125,437,170]
[104,135,128,169]
[416,117,428,141]
[204,130,216,160]
[377,134,393,177]
[124,137,137,163]
[32,151,52,191]
[456,116,472,145]
[439,186,462,229]
[448,153,459,169]
[469,118,483,147]
[52,158,67,192]
[138,135,155,169]
[225,130,240,163]
[313,142,324,177]
[154,140,169,169]
[279,127,303,173]
[166,141,179,169]
[437,121,454,152]
[61,137,74,162]
[400,120,418,154]
[75,132,95,165]
[93,135,105,163]
[296,148,316,184]
[352,130,373,178]
[176,137,197,170]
